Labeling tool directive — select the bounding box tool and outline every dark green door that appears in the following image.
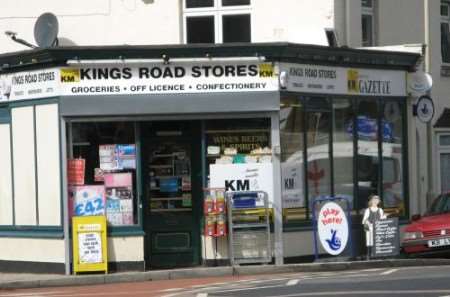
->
[141,121,202,269]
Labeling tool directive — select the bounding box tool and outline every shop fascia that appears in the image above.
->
[0,59,407,102]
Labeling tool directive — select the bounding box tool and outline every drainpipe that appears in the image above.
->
[345,0,352,46]
[424,0,434,210]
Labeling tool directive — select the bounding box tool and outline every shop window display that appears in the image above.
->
[356,100,380,210]
[382,100,405,216]
[280,95,306,221]
[306,97,332,208]
[205,118,272,224]
[333,98,354,209]
[205,118,271,167]
[68,122,138,226]
[280,95,408,225]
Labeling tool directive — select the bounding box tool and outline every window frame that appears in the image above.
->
[437,132,450,194]
[182,0,252,44]
[441,1,450,64]
[361,0,376,47]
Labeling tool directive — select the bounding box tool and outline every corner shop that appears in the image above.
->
[0,43,420,273]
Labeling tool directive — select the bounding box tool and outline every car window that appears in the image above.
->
[428,194,450,215]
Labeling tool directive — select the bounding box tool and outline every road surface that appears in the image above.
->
[2,265,450,297]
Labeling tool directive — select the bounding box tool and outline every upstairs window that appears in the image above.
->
[183,0,251,44]
[441,1,450,63]
[361,0,375,47]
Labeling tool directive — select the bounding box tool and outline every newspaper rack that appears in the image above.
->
[226,191,271,265]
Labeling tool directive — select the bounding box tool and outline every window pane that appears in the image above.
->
[222,14,251,43]
[440,135,450,146]
[441,23,450,63]
[362,0,373,8]
[187,16,215,43]
[441,4,449,17]
[333,99,354,209]
[222,0,250,6]
[362,14,373,47]
[70,122,138,226]
[356,100,379,210]
[280,96,306,222]
[440,154,450,193]
[306,98,331,206]
[186,0,214,8]
[382,101,405,217]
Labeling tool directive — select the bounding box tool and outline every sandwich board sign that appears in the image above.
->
[72,215,108,274]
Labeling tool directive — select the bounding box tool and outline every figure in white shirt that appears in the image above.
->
[362,195,386,259]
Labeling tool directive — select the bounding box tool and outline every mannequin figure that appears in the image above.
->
[362,195,386,260]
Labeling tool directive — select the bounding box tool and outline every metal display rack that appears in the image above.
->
[226,191,271,265]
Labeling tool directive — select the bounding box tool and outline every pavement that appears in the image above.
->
[1,258,450,291]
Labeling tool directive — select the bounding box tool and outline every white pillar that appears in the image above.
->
[271,112,284,265]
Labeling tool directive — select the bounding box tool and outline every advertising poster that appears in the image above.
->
[116,144,136,169]
[317,201,349,256]
[67,159,85,185]
[99,145,118,171]
[104,173,134,226]
[281,162,304,208]
[210,163,274,205]
[78,232,103,264]
[99,144,136,171]
[70,185,106,217]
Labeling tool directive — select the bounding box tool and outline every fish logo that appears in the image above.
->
[326,229,342,251]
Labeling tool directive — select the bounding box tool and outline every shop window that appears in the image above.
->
[382,101,405,217]
[306,97,332,209]
[356,100,380,209]
[280,95,408,225]
[205,118,271,166]
[205,118,271,223]
[333,99,354,210]
[441,1,450,63]
[183,0,251,44]
[280,95,306,222]
[68,122,138,227]
[361,0,376,47]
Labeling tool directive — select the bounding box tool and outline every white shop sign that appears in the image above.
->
[0,68,60,102]
[281,161,304,208]
[210,163,275,205]
[280,63,406,97]
[0,62,278,101]
[59,62,278,96]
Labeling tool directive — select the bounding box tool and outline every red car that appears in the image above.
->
[402,193,450,254]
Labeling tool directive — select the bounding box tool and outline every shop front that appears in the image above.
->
[0,44,420,273]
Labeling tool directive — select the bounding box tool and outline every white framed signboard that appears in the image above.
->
[280,63,406,97]
[210,163,274,205]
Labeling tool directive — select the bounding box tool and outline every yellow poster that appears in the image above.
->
[72,215,108,274]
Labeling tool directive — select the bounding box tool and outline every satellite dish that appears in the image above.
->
[407,71,433,96]
[34,12,59,47]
